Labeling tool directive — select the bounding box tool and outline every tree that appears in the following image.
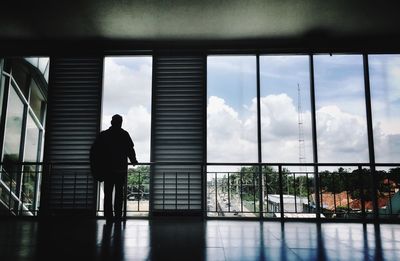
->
[127,166,150,193]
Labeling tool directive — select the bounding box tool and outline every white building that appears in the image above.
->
[266,194,309,213]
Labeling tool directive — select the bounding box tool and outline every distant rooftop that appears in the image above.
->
[266,194,308,204]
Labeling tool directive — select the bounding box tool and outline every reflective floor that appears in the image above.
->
[0,218,399,260]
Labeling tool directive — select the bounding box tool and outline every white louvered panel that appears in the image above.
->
[151,54,205,214]
[41,57,103,216]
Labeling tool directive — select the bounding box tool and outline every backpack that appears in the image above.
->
[90,135,106,182]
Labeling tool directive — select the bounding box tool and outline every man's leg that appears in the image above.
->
[114,179,124,221]
[104,181,114,223]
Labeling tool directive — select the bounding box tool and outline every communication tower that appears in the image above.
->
[297,83,307,172]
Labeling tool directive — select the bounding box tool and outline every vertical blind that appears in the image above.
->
[151,53,206,215]
[41,57,103,216]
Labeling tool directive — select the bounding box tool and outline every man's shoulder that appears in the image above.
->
[98,130,108,138]
[99,129,109,134]
[120,128,130,135]
[99,127,131,139]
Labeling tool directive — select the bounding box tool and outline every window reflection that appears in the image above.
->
[3,86,24,192]
[9,60,30,99]
[3,86,24,163]
[0,57,48,215]
[24,115,40,162]
[369,55,400,163]
[29,80,45,123]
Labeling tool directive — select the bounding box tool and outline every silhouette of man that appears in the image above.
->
[97,114,138,224]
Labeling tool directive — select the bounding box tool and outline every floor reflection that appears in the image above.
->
[0,219,399,260]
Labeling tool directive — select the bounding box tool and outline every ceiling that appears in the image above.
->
[1,1,400,53]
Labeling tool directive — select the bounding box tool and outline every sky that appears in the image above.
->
[101,55,400,169]
[207,54,400,168]
[102,57,152,163]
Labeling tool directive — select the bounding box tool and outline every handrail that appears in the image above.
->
[1,161,399,166]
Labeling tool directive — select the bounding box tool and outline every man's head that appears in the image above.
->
[111,114,123,128]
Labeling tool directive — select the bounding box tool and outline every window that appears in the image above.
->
[101,56,152,216]
[207,56,258,163]
[0,57,49,215]
[260,55,312,164]
[314,55,368,163]
[3,86,25,183]
[29,80,46,123]
[102,57,152,162]
[369,55,400,163]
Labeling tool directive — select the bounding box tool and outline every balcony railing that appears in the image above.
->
[207,163,400,220]
[0,163,44,216]
[0,162,399,220]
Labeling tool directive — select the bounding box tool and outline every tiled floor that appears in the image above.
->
[0,218,399,260]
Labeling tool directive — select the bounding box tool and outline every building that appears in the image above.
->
[266,194,309,214]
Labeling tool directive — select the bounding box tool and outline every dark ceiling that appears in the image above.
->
[1,1,400,53]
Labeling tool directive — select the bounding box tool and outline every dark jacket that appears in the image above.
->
[90,126,137,181]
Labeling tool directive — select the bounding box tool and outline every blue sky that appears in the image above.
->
[207,54,400,165]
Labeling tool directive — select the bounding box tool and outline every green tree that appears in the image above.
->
[127,166,150,193]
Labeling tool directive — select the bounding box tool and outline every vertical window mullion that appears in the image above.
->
[309,54,320,219]
[362,54,379,220]
[256,54,263,217]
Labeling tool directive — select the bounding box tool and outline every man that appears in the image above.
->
[96,114,138,224]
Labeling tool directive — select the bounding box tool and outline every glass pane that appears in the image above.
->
[369,55,400,163]
[10,59,30,99]
[102,56,152,162]
[22,165,37,211]
[24,115,40,162]
[207,56,257,163]
[24,58,39,68]
[314,55,368,163]
[24,57,50,82]
[260,55,312,164]
[2,86,24,187]
[38,58,49,74]
[29,79,45,123]
[102,56,152,217]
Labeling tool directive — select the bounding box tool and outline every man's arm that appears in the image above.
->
[126,132,138,164]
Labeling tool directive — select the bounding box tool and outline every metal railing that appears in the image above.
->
[0,163,43,216]
[0,161,399,221]
[207,163,400,220]
[96,165,150,217]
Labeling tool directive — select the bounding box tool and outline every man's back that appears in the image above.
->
[99,127,136,173]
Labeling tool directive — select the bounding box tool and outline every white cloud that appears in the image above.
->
[206,93,396,166]
[102,105,151,162]
[103,58,152,113]
[207,96,258,163]
[102,57,152,162]
[316,105,369,162]
[374,123,400,163]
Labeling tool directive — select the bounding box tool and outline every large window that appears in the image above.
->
[102,57,152,162]
[207,56,258,163]
[369,55,400,163]
[314,55,368,163]
[101,56,152,216]
[260,55,312,164]
[206,53,400,219]
[2,86,25,185]
[0,57,49,215]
